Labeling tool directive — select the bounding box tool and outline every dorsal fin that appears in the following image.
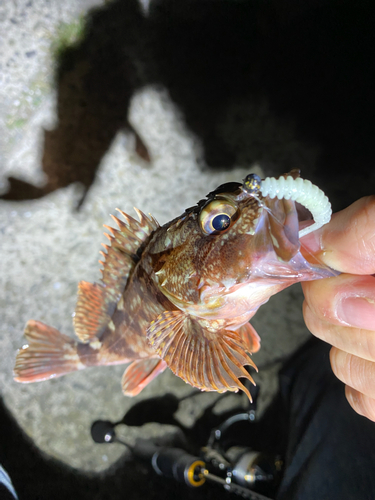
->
[74,208,159,343]
[147,311,258,401]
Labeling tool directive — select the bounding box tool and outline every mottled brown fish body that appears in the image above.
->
[14,172,335,399]
[85,265,175,365]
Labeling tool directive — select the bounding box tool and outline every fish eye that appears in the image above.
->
[199,199,238,235]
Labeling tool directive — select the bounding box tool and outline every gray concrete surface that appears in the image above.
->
[0,0,328,475]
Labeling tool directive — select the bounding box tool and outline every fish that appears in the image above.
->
[14,170,334,400]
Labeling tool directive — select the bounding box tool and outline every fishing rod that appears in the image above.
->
[91,410,283,500]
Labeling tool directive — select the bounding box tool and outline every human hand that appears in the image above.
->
[301,196,375,421]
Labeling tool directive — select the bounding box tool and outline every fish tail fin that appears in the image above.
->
[14,320,83,383]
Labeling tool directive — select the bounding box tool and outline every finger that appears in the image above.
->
[300,195,375,275]
[302,274,375,329]
[345,386,375,422]
[303,302,375,362]
[330,347,375,401]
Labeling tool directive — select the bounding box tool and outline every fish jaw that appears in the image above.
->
[150,176,335,322]
[154,236,335,323]
[157,276,282,321]
[196,245,335,321]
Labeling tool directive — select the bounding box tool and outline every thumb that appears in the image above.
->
[300,196,375,275]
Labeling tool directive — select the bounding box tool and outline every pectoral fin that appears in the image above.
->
[238,322,261,353]
[147,311,257,401]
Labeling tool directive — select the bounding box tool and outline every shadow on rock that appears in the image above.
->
[1,0,150,208]
[0,395,232,500]
[109,384,282,457]
[1,0,374,209]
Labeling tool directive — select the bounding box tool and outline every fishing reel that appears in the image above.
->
[91,404,283,500]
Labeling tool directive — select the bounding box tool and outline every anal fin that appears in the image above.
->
[147,311,258,401]
[122,358,168,396]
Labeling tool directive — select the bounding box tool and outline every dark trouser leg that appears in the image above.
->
[276,338,375,500]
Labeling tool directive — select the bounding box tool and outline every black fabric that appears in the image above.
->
[0,466,18,500]
[276,338,375,500]
[0,484,17,500]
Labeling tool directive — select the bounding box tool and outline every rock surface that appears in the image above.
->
[1,0,373,493]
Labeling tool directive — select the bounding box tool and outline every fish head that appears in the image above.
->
[149,171,334,314]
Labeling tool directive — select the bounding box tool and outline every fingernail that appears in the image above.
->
[337,296,375,330]
[299,226,322,254]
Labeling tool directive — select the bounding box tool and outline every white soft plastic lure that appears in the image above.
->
[260,175,331,237]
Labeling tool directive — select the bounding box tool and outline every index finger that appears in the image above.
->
[301,195,375,275]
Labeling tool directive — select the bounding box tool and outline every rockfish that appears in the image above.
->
[14,171,334,400]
